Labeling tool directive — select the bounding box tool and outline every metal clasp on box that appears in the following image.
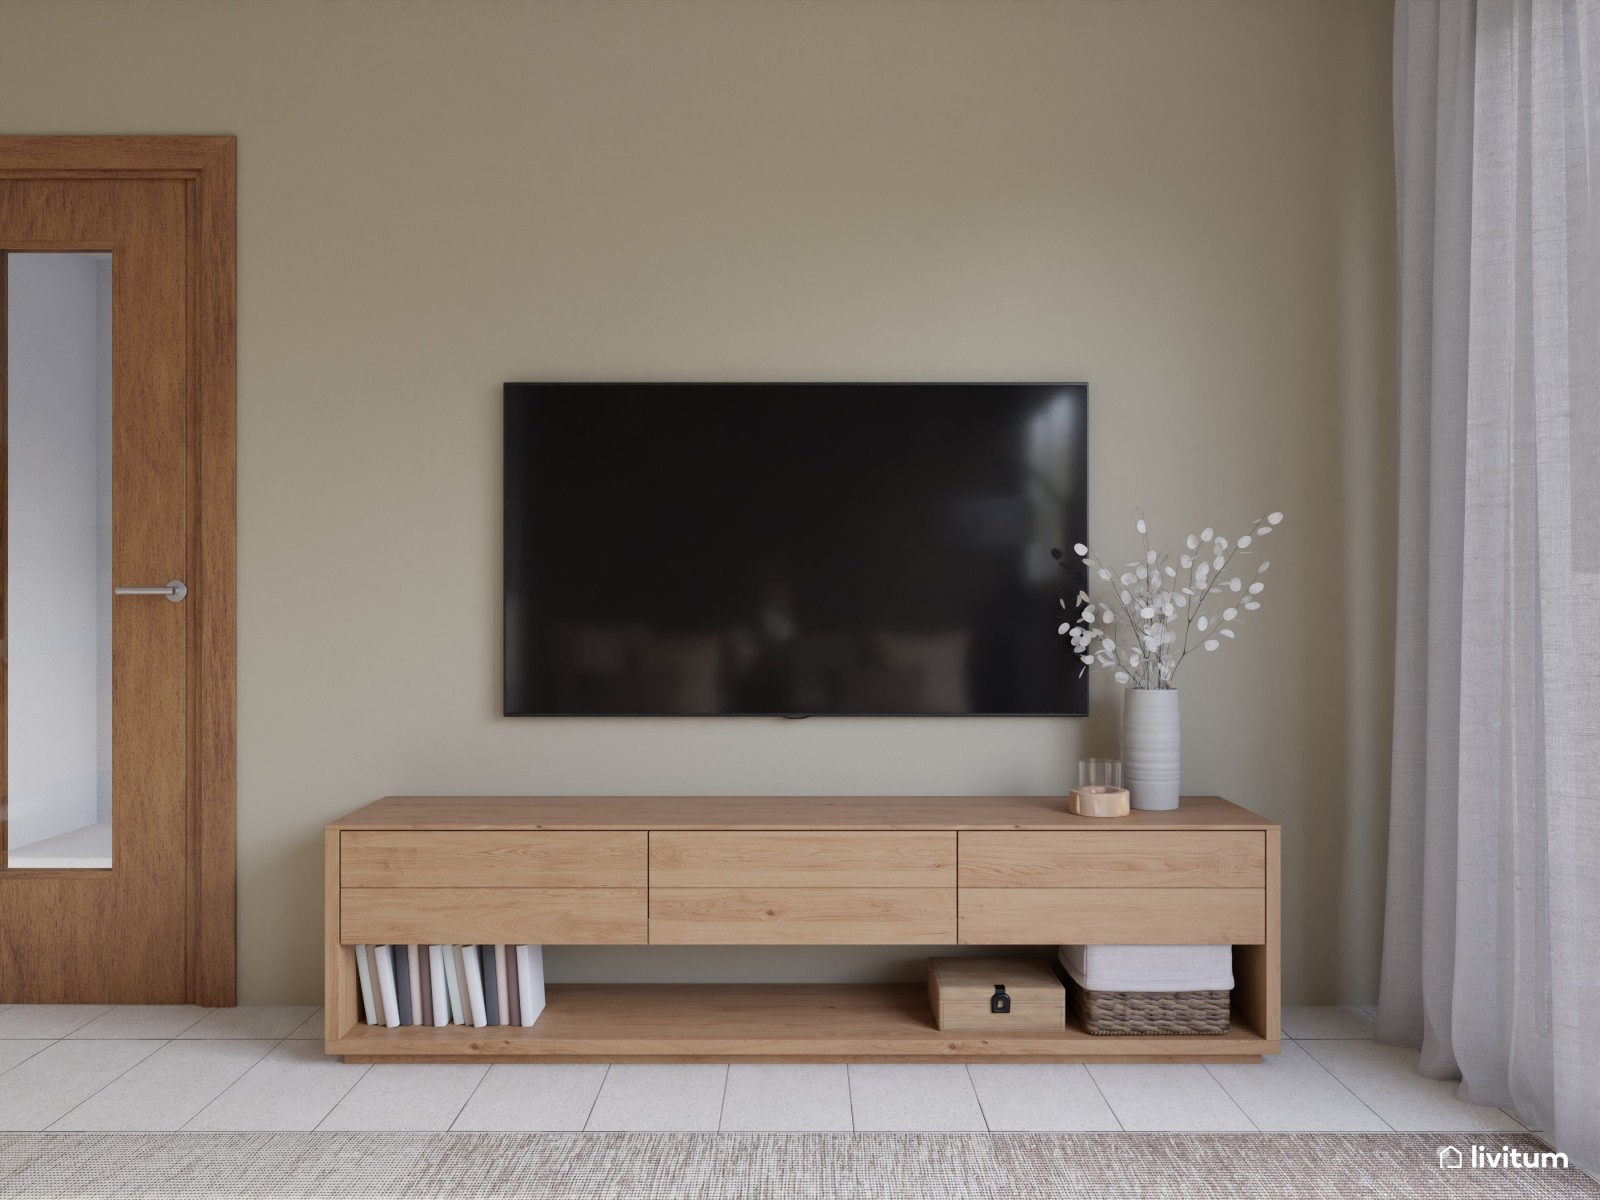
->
[991,985,1010,1014]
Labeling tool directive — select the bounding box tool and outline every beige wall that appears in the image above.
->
[0,0,1396,1005]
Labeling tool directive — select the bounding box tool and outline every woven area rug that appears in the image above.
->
[0,1132,1594,1199]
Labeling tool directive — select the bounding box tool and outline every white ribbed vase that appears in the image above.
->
[1122,687,1181,811]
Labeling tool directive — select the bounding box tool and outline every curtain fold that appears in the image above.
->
[1382,0,1600,1173]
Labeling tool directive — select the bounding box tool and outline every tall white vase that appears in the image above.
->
[1122,687,1181,811]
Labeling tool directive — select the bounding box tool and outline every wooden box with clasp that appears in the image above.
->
[927,956,1067,1033]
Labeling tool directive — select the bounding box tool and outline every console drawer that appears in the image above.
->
[958,888,1263,945]
[341,831,646,888]
[649,832,955,888]
[958,832,1264,889]
[341,887,647,944]
[650,888,957,944]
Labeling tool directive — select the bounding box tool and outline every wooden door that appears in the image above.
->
[0,139,235,1005]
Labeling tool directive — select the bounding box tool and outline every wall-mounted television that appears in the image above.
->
[504,383,1088,716]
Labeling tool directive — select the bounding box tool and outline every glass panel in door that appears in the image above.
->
[5,252,113,868]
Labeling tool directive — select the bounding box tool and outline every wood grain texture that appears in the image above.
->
[649,888,956,944]
[188,137,237,1008]
[0,138,236,1007]
[958,888,1265,945]
[323,795,1279,1062]
[957,831,1265,889]
[649,831,955,888]
[326,983,1275,1062]
[325,828,356,1043]
[330,794,1274,832]
[340,887,648,945]
[0,176,190,1003]
[927,957,1066,1033]
[0,254,7,899]
[1232,825,1282,1041]
[342,830,646,888]
[0,135,236,175]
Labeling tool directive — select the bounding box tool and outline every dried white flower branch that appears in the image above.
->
[1053,510,1283,690]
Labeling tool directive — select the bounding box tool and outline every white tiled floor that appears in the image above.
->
[721,1064,854,1133]
[585,1064,728,1132]
[0,1005,1533,1133]
[849,1064,988,1132]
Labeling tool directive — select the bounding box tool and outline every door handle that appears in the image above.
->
[114,579,187,603]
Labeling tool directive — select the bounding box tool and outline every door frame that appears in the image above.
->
[0,136,236,1005]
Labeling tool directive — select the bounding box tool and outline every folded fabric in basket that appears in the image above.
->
[1058,944,1234,992]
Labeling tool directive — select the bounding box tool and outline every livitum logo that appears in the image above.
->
[1437,1144,1570,1170]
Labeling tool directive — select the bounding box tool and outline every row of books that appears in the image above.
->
[355,944,546,1028]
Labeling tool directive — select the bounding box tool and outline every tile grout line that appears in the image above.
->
[0,1038,57,1083]
[1270,1044,1394,1133]
[1200,1062,1269,1132]
[180,1037,292,1131]
[42,1036,173,1132]
[1294,1039,1522,1133]
[1082,1064,1126,1132]
[444,1063,493,1133]
[149,1039,283,1132]
[256,1043,373,1134]
[1186,1063,1259,1132]
[580,1064,612,1132]
[163,1007,221,1040]
[3,1009,113,1042]
[323,1057,375,1130]
[448,1060,495,1133]
[73,1006,214,1042]
[963,1064,992,1132]
[179,1008,320,1042]
[312,1041,379,1133]
[715,1064,731,1132]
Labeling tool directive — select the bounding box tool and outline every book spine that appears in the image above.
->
[505,945,521,1030]
[416,946,433,1027]
[408,944,424,1026]
[367,946,388,1027]
[482,944,500,1026]
[517,944,546,1027]
[453,944,471,1024]
[393,944,413,1027]
[494,945,510,1027]
[444,945,464,1025]
[354,945,376,1026]
[461,945,487,1028]
[374,945,401,1029]
[428,945,449,1027]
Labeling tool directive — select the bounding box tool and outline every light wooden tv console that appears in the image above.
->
[324,795,1280,1063]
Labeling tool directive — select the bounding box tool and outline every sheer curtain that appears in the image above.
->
[1381,0,1600,1173]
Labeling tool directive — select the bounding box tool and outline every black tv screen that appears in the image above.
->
[504,383,1088,716]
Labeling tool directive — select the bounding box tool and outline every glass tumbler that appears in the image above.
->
[1078,759,1123,790]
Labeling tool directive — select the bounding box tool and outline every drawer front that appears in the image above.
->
[649,888,957,944]
[958,888,1263,945]
[958,832,1264,889]
[341,887,647,944]
[341,831,646,888]
[650,832,956,888]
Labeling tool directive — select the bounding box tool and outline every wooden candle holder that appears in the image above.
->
[1068,786,1131,818]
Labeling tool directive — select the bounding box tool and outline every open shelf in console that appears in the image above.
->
[329,982,1277,1063]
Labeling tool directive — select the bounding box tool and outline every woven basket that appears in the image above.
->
[1068,978,1230,1036]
